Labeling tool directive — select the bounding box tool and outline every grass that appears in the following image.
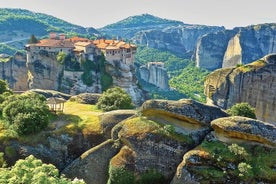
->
[197,139,276,182]
[0,57,10,63]
[0,101,104,145]
[236,60,266,73]
[120,116,161,137]
[54,101,103,136]
[120,116,193,143]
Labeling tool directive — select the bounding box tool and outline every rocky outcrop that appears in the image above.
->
[204,54,276,124]
[195,24,276,70]
[139,62,169,90]
[134,25,224,57]
[0,52,28,91]
[222,33,242,68]
[70,93,102,104]
[171,125,276,184]
[195,30,237,70]
[141,99,229,126]
[62,139,120,184]
[105,60,145,105]
[99,110,136,139]
[26,50,63,90]
[211,116,276,147]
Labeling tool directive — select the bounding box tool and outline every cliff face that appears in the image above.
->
[133,25,224,57]
[26,50,64,90]
[204,54,276,124]
[195,30,238,70]
[105,60,145,105]
[0,52,28,91]
[139,62,169,90]
[195,24,276,70]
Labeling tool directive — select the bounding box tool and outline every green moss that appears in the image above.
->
[107,165,135,184]
[191,166,225,182]
[199,139,276,182]
[137,169,165,184]
[4,146,16,158]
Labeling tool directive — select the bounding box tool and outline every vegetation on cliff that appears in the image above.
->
[196,138,276,183]
[135,46,209,102]
[227,102,256,119]
[97,87,133,112]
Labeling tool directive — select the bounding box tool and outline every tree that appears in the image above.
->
[97,87,133,111]
[227,102,256,119]
[28,34,38,44]
[0,155,85,184]
[2,92,50,135]
[56,51,66,64]
[0,80,12,94]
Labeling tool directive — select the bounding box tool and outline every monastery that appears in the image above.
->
[25,33,137,65]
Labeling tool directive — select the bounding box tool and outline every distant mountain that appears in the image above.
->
[0,8,99,39]
[98,14,224,58]
[98,14,186,39]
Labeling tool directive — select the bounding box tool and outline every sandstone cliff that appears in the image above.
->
[105,60,145,105]
[139,62,169,90]
[0,52,28,91]
[195,24,276,70]
[204,54,276,124]
[133,25,224,57]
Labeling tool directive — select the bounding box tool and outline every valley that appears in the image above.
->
[0,7,276,184]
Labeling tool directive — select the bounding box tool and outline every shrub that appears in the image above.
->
[0,80,12,95]
[227,102,256,119]
[2,92,50,135]
[97,87,133,111]
[0,155,85,183]
[107,165,135,184]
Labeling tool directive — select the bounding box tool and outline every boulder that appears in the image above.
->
[29,89,71,100]
[100,110,136,138]
[62,139,121,184]
[211,116,276,147]
[140,99,228,126]
[70,93,102,104]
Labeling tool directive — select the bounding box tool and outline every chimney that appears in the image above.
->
[59,33,65,40]
[50,32,57,39]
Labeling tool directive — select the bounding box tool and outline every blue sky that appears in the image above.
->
[1,0,276,29]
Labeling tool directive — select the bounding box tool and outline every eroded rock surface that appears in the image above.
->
[211,116,276,147]
[204,54,276,124]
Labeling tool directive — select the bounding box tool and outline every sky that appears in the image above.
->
[1,0,276,29]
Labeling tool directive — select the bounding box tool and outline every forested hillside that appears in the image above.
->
[0,8,99,35]
[135,46,209,102]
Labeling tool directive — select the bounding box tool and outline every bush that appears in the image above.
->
[96,87,133,111]
[0,155,85,183]
[227,103,256,119]
[107,165,135,184]
[0,80,12,95]
[2,92,50,135]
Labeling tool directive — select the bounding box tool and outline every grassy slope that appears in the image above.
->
[0,101,103,144]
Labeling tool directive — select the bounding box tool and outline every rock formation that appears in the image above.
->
[204,54,276,124]
[105,60,145,105]
[195,24,276,70]
[1,96,275,183]
[171,116,276,184]
[211,116,276,147]
[139,62,169,90]
[133,25,224,57]
[0,52,28,91]
[26,50,64,90]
